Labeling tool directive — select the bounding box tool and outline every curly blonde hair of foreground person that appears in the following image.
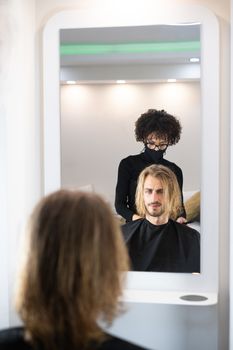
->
[135,164,182,220]
[15,190,129,350]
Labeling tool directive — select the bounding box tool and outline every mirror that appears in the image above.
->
[59,24,201,273]
[43,5,219,293]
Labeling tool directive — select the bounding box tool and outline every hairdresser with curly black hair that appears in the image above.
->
[115,109,186,223]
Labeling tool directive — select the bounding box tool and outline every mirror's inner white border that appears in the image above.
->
[43,5,219,294]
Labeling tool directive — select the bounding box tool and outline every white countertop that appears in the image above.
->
[121,289,218,306]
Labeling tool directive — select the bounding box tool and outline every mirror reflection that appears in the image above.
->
[60,24,201,273]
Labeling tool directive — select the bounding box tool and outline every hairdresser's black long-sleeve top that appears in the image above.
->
[115,152,185,222]
[122,219,200,273]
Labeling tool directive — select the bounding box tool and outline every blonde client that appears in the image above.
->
[0,190,149,350]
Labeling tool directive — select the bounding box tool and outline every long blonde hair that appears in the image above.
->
[135,164,182,220]
[16,190,129,350]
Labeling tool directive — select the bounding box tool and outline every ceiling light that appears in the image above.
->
[66,80,76,84]
[167,79,177,83]
[190,57,200,63]
[116,80,126,84]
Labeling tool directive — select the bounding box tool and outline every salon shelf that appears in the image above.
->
[121,289,218,306]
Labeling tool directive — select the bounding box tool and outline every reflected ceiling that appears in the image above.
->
[60,24,200,66]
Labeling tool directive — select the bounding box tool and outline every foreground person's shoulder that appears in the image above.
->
[0,327,32,349]
[100,334,150,350]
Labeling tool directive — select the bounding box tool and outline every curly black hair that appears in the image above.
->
[135,109,182,145]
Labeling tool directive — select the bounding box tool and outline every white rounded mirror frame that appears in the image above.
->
[43,4,219,304]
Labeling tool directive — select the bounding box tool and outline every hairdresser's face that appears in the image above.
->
[145,133,168,151]
[143,175,167,218]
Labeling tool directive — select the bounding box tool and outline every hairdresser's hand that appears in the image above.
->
[176,216,187,224]
[132,214,142,221]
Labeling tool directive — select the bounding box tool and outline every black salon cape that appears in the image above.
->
[0,327,148,350]
[115,151,185,222]
[122,219,200,273]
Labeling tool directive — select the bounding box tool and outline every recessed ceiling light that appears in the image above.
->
[170,22,200,26]
[116,80,126,84]
[167,79,177,83]
[66,80,76,84]
[190,57,200,63]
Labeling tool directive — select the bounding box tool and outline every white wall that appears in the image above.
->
[107,303,218,350]
[230,0,233,348]
[0,0,13,328]
[0,0,230,350]
[61,82,201,210]
[0,0,40,327]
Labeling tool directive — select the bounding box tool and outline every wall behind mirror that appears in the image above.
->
[43,6,219,293]
[60,25,201,220]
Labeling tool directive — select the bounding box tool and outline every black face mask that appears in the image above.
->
[145,146,165,162]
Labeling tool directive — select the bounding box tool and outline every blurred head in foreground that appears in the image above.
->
[15,189,129,350]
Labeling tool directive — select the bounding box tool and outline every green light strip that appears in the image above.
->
[60,41,200,55]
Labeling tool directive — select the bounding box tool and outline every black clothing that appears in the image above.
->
[115,151,185,222]
[122,219,200,273]
[0,327,148,350]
